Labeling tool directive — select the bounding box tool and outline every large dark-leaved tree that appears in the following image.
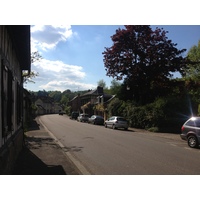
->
[102,25,187,104]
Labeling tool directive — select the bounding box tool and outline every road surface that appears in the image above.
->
[39,114,200,175]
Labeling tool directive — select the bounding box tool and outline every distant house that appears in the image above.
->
[68,86,115,118]
[0,25,30,174]
[32,96,63,115]
[69,94,81,113]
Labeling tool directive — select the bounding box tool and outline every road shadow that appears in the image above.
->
[109,128,135,132]
[12,146,66,175]
[26,136,83,153]
[28,118,41,131]
[25,136,57,150]
[12,116,81,175]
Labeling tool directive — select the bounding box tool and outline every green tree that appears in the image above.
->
[107,98,123,117]
[103,25,187,105]
[97,79,106,89]
[182,40,200,105]
[49,91,62,102]
[31,51,42,63]
[23,51,42,84]
[110,79,121,96]
[184,40,200,80]
[60,93,70,105]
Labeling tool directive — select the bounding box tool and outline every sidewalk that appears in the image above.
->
[12,118,80,175]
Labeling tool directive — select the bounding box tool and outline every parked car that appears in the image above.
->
[180,117,200,148]
[59,110,65,115]
[104,116,128,130]
[88,115,104,125]
[77,113,89,122]
[70,111,79,120]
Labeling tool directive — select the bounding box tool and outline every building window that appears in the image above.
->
[17,82,22,125]
[1,62,13,139]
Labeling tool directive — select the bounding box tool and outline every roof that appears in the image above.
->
[81,86,104,97]
[104,95,116,104]
[32,96,54,104]
[80,89,97,97]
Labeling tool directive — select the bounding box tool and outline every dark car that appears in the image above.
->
[88,115,104,125]
[59,110,65,115]
[70,112,79,120]
[180,117,200,148]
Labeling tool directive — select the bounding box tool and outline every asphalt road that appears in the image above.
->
[39,114,200,175]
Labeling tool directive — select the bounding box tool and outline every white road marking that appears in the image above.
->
[39,118,91,175]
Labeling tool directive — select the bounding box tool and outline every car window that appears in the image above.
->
[97,116,103,118]
[117,117,126,121]
[186,119,200,127]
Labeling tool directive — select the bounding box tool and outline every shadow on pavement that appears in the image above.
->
[28,118,41,131]
[12,146,66,175]
[12,117,80,175]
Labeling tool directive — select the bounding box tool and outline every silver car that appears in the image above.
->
[104,116,128,130]
[180,117,200,148]
[77,113,89,122]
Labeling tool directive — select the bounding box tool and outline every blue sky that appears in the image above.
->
[24,25,200,92]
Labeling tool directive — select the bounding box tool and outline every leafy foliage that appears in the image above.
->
[181,40,200,104]
[23,71,39,84]
[109,79,121,97]
[97,79,107,89]
[107,98,123,117]
[23,51,42,84]
[184,40,200,80]
[108,95,194,133]
[103,25,187,104]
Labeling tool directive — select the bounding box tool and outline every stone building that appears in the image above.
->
[0,25,30,174]
[33,96,63,115]
[68,86,115,118]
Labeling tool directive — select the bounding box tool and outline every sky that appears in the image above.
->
[24,25,200,92]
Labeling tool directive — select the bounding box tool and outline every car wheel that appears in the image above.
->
[188,135,198,148]
[112,124,116,129]
[105,123,107,128]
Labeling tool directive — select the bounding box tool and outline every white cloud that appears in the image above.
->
[31,25,73,51]
[39,79,96,92]
[33,59,85,78]
[30,59,96,91]
[29,25,97,92]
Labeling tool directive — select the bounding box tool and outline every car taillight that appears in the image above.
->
[181,126,184,132]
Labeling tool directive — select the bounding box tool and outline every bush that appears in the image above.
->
[107,98,123,117]
[107,96,195,133]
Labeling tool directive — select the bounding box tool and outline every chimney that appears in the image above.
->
[97,86,103,95]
